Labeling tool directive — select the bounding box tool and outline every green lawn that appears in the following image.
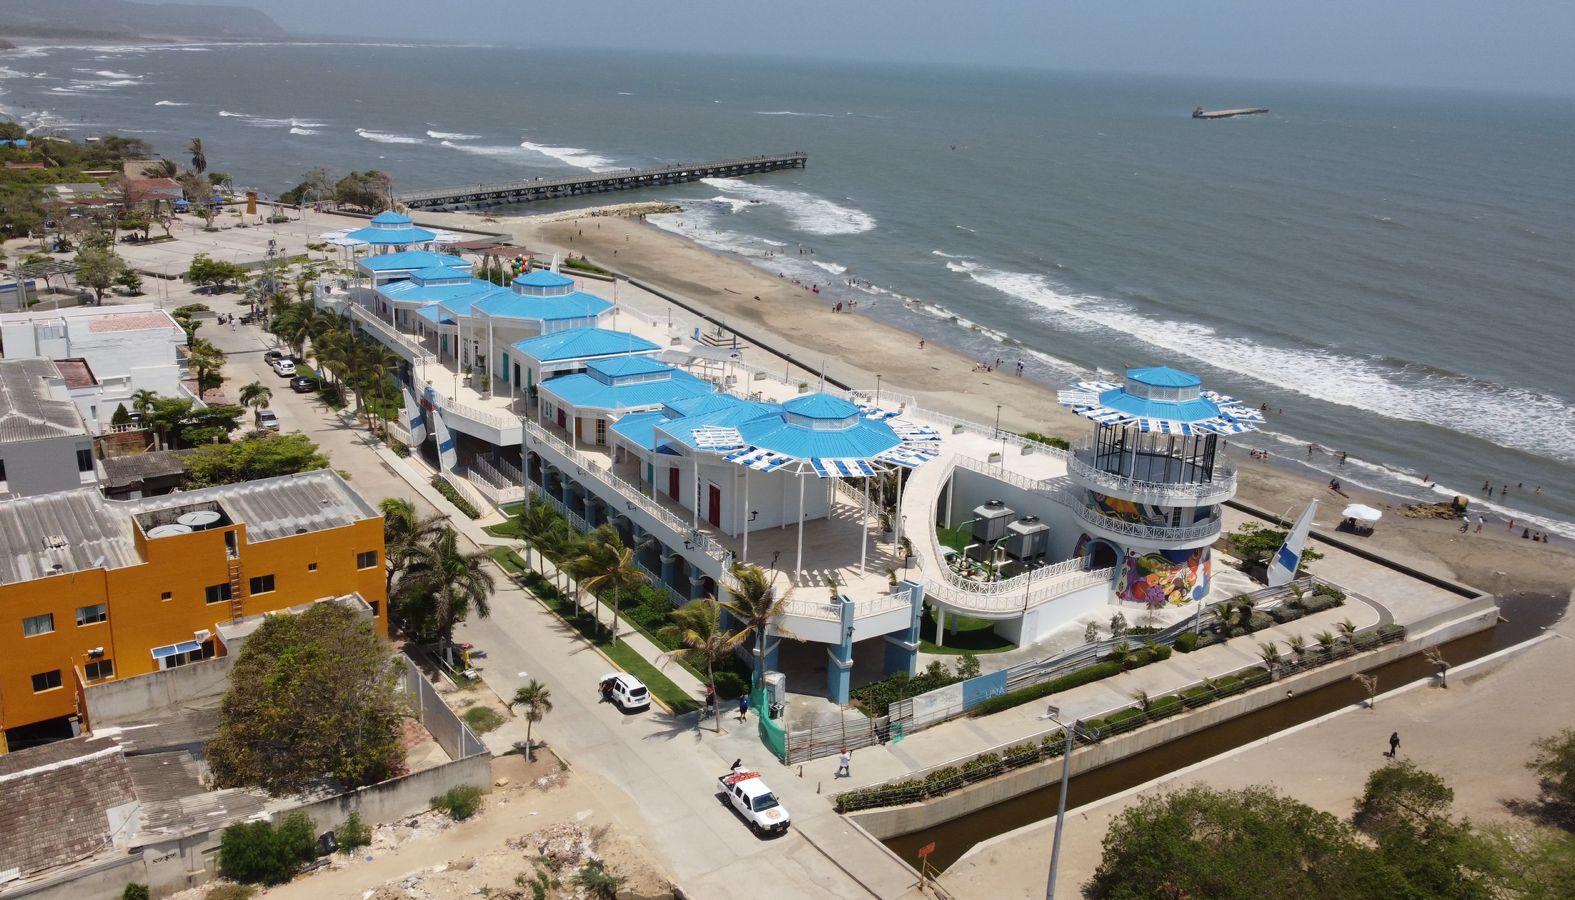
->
[937,523,972,553]
[482,520,522,539]
[919,609,1015,654]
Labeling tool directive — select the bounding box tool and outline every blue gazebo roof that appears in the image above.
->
[739,402,901,461]
[586,355,670,379]
[782,394,860,420]
[512,327,658,363]
[475,290,612,323]
[348,225,437,246]
[359,251,468,274]
[371,211,413,225]
[1056,366,1264,435]
[540,368,714,412]
[513,269,575,289]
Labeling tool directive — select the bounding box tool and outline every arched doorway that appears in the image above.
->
[1087,539,1120,571]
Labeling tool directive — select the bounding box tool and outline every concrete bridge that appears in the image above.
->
[397,152,808,210]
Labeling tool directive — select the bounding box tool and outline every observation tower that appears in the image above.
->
[1058,367,1262,607]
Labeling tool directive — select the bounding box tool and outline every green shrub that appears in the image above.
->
[1148,644,1173,662]
[1148,695,1185,719]
[850,661,960,716]
[432,784,483,820]
[1021,431,1071,451]
[711,670,749,699]
[121,886,150,900]
[462,705,506,734]
[970,660,1123,717]
[206,886,257,900]
[335,812,372,853]
[925,766,961,794]
[430,475,481,519]
[218,812,316,885]
[1313,583,1346,603]
[1001,742,1041,769]
[1095,707,1146,733]
[1174,631,1200,653]
[961,752,1003,781]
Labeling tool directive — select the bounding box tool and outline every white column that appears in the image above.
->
[742,467,751,563]
[486,318,494,396]
[794,471,806,582]
[692,455,700,528]
[895,469,904,553]
[859,476,869,575]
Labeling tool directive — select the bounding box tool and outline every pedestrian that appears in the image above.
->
[730,757,742,772]
[704,684,716,710]
[918,338,925,350]
[1388,731,1400,758]
[1475,515,1484,533]
[836,748,852,778]
[737,694,750,721]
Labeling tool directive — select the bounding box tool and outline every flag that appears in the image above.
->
[1266,499,1318,587]
[401,384,427,447]
[432,408,457,472]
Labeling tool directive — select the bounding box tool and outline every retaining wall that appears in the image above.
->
[81,655,235,727]
[848,598,1497,840]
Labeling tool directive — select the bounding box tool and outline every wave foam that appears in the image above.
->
[289,127,319,136]
[154,100,189,106]
[755,110,836,118]
[944,257,1575,463]
[518,141,617,171]
[357,128,424,144]
[701,178,875,236]
[813,261,848,275]
[426,130,479,140]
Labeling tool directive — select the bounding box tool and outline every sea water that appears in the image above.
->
[5,42,1572,535]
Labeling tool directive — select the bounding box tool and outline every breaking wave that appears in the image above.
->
[700,178,875,236]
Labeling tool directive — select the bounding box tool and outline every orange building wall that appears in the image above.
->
[0,519,385,733]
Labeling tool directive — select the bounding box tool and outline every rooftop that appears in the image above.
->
[53,357,97,389]
[513,269,575,289]
[0,736,134,878]
[512,327,659,363]
[0,357,88,444]
[474,289,612,322]
[541,366,714,412]
[0,469,379,585]
[586,354,672,378]
[358,250,470,274]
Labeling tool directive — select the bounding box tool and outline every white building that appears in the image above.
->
[0,304,188,431]
[0,358,102,498]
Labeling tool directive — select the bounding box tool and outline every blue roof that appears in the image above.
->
[409,265,472,284]
[475,290,612,323]
[663,394,751,419]
[783,393,860,420]
[738,398,901,460]
[540,368,714,412]
[654,397,784,450]
[1097,390,1221,422]
[513,269,575,288]
[415,305,455,327]
[371,211,413,225]
[609,410,667,451]
[438,285,516,316]
[359,251,468,273]
[512,328,658,363]
[379,278,497,308]
[587,355,671,378]
[1127,366,1201,389]
[348,225,438,246]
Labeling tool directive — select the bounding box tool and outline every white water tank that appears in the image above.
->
[1005,516,1050,560]
[972,500,1015,543]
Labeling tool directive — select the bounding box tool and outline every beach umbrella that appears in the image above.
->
[1342,504,1383,522]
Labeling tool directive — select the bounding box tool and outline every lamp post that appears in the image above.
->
[1043,706,1075,900]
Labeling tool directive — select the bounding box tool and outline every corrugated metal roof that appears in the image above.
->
[474,290,612,322]
[0,357,89,444]
[586,355,671,378]
[358,251,468,273]
[513,269,574,288]
[513,328,658,363]
[541,368,713,412]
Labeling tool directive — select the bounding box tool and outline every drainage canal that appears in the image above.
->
[882,592,1565,872]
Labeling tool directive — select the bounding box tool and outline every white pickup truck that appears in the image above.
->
[717,770,791,834]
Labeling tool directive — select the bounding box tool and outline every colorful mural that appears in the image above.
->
[1115,546,1211,606]
[1090,492,1174,527]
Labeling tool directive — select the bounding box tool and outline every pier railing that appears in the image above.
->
[398,152,808,207]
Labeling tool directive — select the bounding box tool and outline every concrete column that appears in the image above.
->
[584,496,602,528]
[827,595,855,705]
[660,551,678,589]
[882,580,925,677]
[935,607,946,649]
[687,563,707,600]
[761,637,781,675]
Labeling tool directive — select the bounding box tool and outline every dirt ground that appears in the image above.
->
[188,753,675,900]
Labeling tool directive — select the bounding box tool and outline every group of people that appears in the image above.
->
[1482,480,1541,499]
[970,357,1026,376]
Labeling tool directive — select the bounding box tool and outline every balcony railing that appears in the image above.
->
[1068,447,1236,504]
[428,386,520,434]
[780,591,913,622]
[1071,501,1222,543]
[346,303,437,366]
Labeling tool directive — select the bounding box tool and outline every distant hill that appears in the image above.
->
[0,0,288,40]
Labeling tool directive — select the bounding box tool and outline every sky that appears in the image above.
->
[194,0,1575,95]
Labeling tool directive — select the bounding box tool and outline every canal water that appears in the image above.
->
[883,592,1566,871]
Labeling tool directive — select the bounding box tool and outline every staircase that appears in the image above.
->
[226,558,246,624]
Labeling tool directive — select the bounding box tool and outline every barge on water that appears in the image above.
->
[1193,106,1269,119]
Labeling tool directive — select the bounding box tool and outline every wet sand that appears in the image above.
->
[423,206,1575,601]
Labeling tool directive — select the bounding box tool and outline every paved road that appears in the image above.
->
[207,321,910,899]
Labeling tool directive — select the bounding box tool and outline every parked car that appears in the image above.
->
[598,673,650,712]
[271,358,296,377]
[717,770,790,834]
[289,375,317,393]
[254,409,280,431]
[264,349,285,363]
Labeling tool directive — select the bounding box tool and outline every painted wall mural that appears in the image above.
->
[1090,492,1175,527]
[1116,546,1211,606]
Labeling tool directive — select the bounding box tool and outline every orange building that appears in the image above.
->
[0,470,386,750]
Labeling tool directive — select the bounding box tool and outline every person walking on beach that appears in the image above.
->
[836,748,852,779]
[1388,732,1400,757]
[918,338,925,350]
[1475,515,1485,533]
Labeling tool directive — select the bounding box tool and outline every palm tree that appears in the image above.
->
[1258,641,1282,671]
[130,388,158,435]
[238,381,272,413]
[719,563,794,690]
[1286,634,1308,658]
[1314,630,1337,654]
[394,527,495,650]
[141,158,178,179]
[509,680,553,762]
[1335,618,1358,645]
[378,497,444,595]
[185,339,225,395]
[517,496,564,570]
[187,137,207,174]
[1111,640,1138,671]
[571,525,648,646]
[672,598,747,733]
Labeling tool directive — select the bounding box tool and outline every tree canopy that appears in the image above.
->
[183,432,330,487]
[207,601,407,795]
[332,170,393,212]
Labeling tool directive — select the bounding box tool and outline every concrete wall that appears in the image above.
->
[282,751,494,837]
[82,655,235,727]
[945,466,1081,563]
[0,432,97,498]
[848,599,1498,840]
[0,852,146,900]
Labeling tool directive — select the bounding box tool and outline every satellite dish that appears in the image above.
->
[178,510,222,528]
[147,523,193,538]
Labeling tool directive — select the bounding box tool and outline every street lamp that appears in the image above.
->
[1043,706,1076,900]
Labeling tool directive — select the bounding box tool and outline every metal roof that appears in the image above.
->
[586,355,671,378]
[0,358,89,445]
[347,225,438,246]
[357,251,468,273]
[608,410,666,451]
[474,290,612,323]
[540,367,714,412]
[1127,366,1201,389]
[512,327,658,363]
[371,211,413,225]
[513,269,574,288]
[0,469,378,585]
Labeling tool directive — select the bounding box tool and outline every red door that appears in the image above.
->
[668,467,681,501]
[707,484,722,527]
[556,408,566,429]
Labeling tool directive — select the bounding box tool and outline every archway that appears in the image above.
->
[1087,539,1120,571]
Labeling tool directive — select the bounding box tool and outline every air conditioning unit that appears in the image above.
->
[192,629,212,642]
[87,647,105,658]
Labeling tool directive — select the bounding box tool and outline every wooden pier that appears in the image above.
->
[397,152,808,210]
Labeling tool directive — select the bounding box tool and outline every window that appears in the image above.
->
[77,447,94,472]
[84,659,114,681]
[369,600,381,618]
[75,603,107,626]
[22,612,54,637]
[596,418,607,445]
[31,669,62,692]
[307,562,318,573]
[154,641,215,670]
[204,583,232,604]
[160,591,172,602]
[248,574,275,595]
[0,458,6,481]
[357,550,378,570]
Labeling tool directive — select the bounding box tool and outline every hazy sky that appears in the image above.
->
[199,0,1575,95]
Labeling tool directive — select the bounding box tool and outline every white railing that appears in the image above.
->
[347,303,437,365]
[780,591,913,622]
[1067,446,1236,504]
[466,456,525,504]
[524,419,735,567]
[428,386,519,433]
[1071,501,1222,543]
[950,454,1070,499]
[106,422,146,434]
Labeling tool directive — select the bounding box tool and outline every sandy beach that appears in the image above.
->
[418,205,1574,603]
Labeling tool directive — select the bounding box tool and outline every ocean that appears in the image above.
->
[5,42,1573,536]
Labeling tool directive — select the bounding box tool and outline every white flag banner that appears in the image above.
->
[1266,499,1318,587]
